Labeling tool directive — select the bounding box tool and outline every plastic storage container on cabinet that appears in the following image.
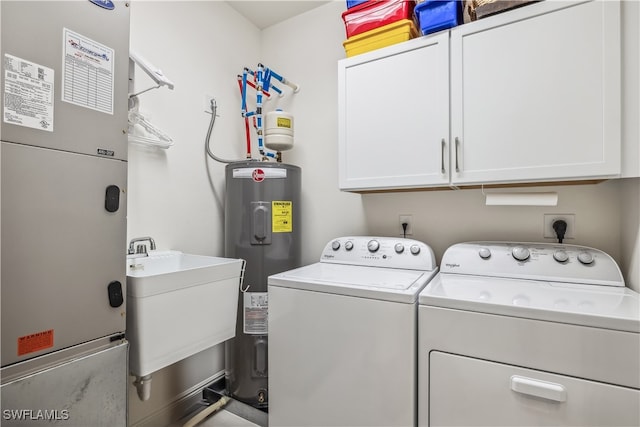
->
[343,19,419,57]
[463,0,538,23]
[342,0,415,38]
[347,0,369,8]
[414,0,462,35]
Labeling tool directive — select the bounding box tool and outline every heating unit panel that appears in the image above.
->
[1,142,127,366]
[0,0,130,160]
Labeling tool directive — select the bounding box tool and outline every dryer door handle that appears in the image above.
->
[510,375,567,402]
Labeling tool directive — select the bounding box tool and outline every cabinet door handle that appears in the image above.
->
[510,375,567,403]
[454,137,460,172]
[441,139,446,174]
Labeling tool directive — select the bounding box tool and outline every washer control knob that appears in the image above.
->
[410,244,421,255]
[511,246,530,262]
[394,243,405,254]
[478,247,492,259]
[578,251,594,265]
[331,240,340,251]
[553,250,569,263]
[345,241,354,251]
[367,240,380,253]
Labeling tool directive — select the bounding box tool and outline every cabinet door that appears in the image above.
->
[338,34,450,191]
[450,1,621,185]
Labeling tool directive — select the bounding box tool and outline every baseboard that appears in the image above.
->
[130,370,225,427]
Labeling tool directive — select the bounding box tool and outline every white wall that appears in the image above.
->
[128,1,640,424]
[260,1,368,262]
[129,1,260,257]
[621,178,640,291]
[128,1,261,425]
[362,182,623,264]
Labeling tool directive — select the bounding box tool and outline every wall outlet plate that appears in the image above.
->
[543,213,575,240]
[399,214,413,236]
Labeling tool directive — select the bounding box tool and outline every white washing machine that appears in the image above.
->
[418,241,640,427]
[268,236,438,427]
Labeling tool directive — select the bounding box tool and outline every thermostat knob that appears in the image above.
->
[478,247,491,259]
[512,246,530,261]
[367,240,380,253]
[331,240,340,251]
[345,241,354,251]
[394,243,405,254]
[578,251,594,265]
[410,245,421,255]
[553,250,569,263]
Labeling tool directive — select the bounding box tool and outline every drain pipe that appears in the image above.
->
[133,375,152,401]
[182,396,230,427]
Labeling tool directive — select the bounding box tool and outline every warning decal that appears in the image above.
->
[272,201,292,233]
[244,292,268,335]
[276,117,291,128]
[18,329,54,356]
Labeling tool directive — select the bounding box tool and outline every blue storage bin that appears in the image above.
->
[347,0,369,9]
[414,0,462,36]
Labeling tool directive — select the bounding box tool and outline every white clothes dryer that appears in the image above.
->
[418,242,640,427]
[268,236,438,427]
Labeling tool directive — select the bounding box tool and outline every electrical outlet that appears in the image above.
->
[543,213,576,240]
[399,214,413,236]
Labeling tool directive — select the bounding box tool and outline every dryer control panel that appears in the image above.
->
[440,242,624,287]
[320,236,437,271]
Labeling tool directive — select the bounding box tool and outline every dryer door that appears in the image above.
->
[429,352,640,427]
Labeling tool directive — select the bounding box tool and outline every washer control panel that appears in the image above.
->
[441,242,624,287]
[320,236,436,271]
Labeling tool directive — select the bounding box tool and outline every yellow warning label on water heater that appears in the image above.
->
[272,201,292,233]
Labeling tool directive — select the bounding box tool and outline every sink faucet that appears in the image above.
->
[128,237,157,255]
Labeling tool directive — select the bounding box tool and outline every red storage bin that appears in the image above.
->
[342,0,416,39]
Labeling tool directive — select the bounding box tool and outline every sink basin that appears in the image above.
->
[126,250,244,378]
[127,250,243,295]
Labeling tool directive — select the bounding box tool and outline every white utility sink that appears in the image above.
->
[127,250,242,297]
[126,250,243,399]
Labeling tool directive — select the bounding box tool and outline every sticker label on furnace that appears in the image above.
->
[244,292,268,335]
[18,329,54,356]
[62,28,114,114]
[3,54,55,131]
[272,201,292,233]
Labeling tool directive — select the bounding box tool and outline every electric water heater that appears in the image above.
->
[224,160,301,409]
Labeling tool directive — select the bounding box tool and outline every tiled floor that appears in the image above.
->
[172,394,266,427]
[176,409,260,427]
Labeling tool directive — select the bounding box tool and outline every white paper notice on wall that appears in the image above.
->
[3,54,55,132]
[61,28,114,115]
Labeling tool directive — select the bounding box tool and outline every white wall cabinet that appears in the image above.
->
[338,0,622,192]
[338,33,450,191]
[450,0,620,186]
